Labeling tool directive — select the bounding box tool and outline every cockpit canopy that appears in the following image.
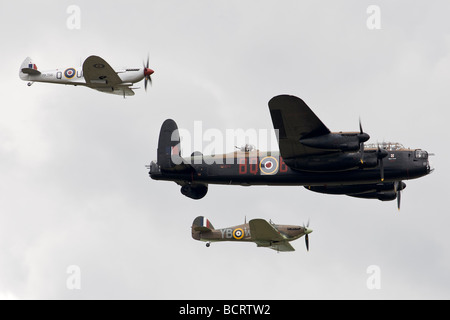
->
[365,142,429,159]
[236,144,256,152]
[364,142,405,151]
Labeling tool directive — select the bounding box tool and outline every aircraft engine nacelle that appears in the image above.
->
[181,183,208,200]
[306,182,405,202]
[359,154,378,168]
[299,132,369,152]
[306,184,378,195]
[349,190,397,201]
[285,153,362,172]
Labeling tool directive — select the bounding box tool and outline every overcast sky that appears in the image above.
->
[1,0,449,299]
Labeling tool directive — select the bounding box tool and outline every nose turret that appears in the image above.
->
[426,151,435,174]
[412,149,434,177]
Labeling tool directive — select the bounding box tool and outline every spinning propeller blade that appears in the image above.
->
[143,54,154,91]
[358,118,370,163]
[377,144,388,181]
[394,181,405,211]
[303,219,312,252]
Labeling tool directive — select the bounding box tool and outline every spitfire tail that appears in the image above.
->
[157,119,183,170]
[19,57,41,80]
[192,216,214,240]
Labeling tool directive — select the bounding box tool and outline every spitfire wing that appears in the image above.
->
[249,219,285,241]
[268,95,333,159]
[92,86,135,97]
[83,55,122,87]
[118,86,135,96]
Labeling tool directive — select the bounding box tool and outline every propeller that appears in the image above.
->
[358,118,370,163]
[305,234,310,252]
[143,55,154,91]
[376,144,388,181]
[303,219,312,251]
[394,181,406,211]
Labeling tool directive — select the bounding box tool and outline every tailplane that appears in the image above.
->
[150,119,208,199]
[19,57,41,79]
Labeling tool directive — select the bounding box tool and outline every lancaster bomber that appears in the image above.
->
[148,95,433,208]
[192,216,312,252]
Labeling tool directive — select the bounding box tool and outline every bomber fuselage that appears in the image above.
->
[149,146,431,187]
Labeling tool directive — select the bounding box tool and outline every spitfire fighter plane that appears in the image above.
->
[19,55,154,97]
[148,95,433,208]
[192,216,312,252]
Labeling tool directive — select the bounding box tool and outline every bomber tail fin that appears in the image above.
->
[158,119,181,169]
[19,57,41,79]
[157,119,191,172]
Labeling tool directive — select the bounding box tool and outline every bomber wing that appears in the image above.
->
[268,95,334,160]
[83,55,122,88]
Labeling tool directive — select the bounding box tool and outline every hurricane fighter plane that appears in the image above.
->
[148,95,433,209]
[192,216,312,252]
[19,55,154,97]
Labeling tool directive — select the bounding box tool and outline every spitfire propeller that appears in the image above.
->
[143,55,154,91]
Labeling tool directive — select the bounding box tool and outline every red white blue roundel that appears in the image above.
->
[259,156,279,175]
[64,68,76,79]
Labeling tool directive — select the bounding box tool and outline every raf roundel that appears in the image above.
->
[260,156,279,175]
[233,228,244,240]
[64,68,76,79]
